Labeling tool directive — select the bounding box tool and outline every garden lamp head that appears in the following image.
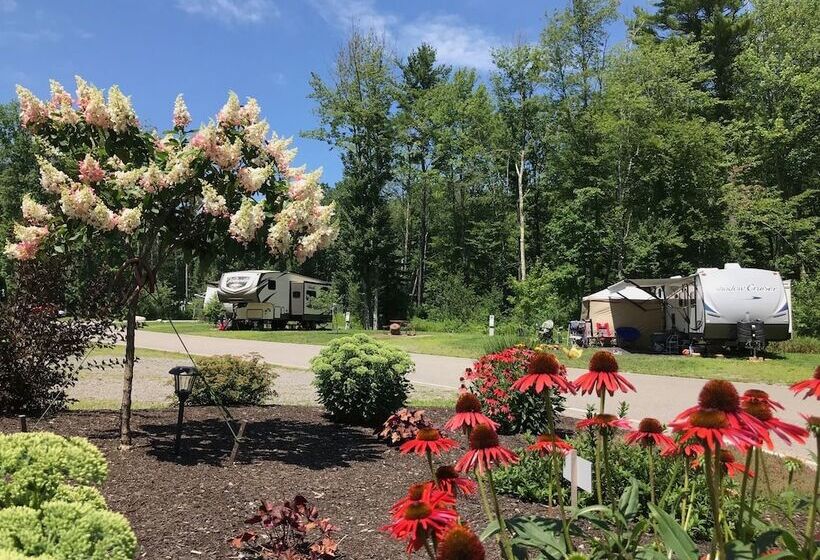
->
[169,366,199,400]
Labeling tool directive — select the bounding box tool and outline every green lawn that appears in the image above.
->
[142,321,817,384]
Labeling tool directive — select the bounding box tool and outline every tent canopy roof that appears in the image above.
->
[583,275,696,303]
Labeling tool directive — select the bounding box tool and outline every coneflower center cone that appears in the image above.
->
[417,428,442,441]
[455,393,482,413]
[469,424,499,449]
[436,465,458,480]
[689,409,730,429]
[638,417,663,433]
[403,502,433,520]
[742,402,773,421]
[698,380,740,412]
[588,350,618,373]
[528,352,560,375]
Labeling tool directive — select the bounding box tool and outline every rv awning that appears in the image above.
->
[582,282,658,302]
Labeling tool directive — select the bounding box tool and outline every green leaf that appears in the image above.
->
[648,503,698,560]
[619,478,641,520]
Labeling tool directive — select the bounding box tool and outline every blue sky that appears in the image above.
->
[1,0,649,184]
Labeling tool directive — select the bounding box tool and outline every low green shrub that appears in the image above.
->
[311,334,413,425]
[0,433,136,560]
[201,297,225,324]
[188,353,277,406]
[0,433,107,509]
[768,336,820,354]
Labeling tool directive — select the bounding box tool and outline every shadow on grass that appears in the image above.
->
[140,413,383,469]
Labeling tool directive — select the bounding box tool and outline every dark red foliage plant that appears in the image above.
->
[230,495,340,559]
[0,257,122,415]
[377,408,431,443]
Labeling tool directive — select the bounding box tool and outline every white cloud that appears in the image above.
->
[0,0,17,12]
[310,0,499,71]
[176,0,279,24]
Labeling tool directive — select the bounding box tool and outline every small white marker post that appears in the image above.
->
[563,449,593,508]
[488,314,495,337]
[344,311,351,330]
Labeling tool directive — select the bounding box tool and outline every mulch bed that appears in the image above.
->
[0,406,554,560]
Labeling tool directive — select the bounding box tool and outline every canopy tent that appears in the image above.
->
[580,281,665,350]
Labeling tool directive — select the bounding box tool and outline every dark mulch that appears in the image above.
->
[0,406,552,560]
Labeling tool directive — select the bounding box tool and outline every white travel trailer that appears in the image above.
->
[217,270,332,329]
[581,264,792,352]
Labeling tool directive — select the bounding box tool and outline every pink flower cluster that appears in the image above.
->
[78,155,106,184]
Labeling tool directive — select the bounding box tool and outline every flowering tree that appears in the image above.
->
[9,78,337,446]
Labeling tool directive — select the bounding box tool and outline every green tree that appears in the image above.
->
[307,31,400,327]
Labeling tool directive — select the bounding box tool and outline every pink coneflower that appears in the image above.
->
[624,417,676,452]
[741,389,784,410]
[790,366,820,400]
[400,428,458,457]
[444,393,499,432]
[436,525,485,560]
[576,413,632,432]
[526,433,573,456]
[454,424,518,473]
[435,465,477,497]
[741,396,808,447]
[511,352,576,394]
[573,351,635,396]
[694,449,754,478]
[383,484,458,553]
[670,380,769,449]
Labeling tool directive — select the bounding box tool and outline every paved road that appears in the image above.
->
[132,330,817,459]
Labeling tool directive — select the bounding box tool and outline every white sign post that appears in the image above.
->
[563,449,593,508]
[344,311,351,330]
[488,314,495,337]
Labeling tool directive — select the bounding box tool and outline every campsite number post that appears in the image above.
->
[488,315,495,337]
[563,449,593,508]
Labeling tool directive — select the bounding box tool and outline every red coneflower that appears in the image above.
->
[436,525,485,560]
[383,484,458,553]
[435,465,477,497]
[444,393,499,432]
[694,449,754,477]
[390,482,436,515]
[526,433,574,456]
[400,428,458,456]
[454,424,518,473]
[573,350,635,396]
[801,414,820,436]
[624,417,676,452]
[741,396,808,447]
[511,352,576,394]
[576,413,632,432]
[670,380,769,449]
[741,389,784,410]
[661,440,704,459]
[790,365,820,400]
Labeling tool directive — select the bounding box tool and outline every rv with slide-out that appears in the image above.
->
[217,270,331,329]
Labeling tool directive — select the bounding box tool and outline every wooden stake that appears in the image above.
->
[18,415,27,433]
[228,420,247,464]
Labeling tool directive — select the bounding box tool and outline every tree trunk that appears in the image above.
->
[119,296,138,448]
[516,151,527,281]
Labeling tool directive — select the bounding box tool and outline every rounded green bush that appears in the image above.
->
[0,433,107,509]
[311,334,413,424]
[0,507,44,556]
[51,485,106,510]
[0,550,55,560]
[188,353,277,406]
[40,502,136,560]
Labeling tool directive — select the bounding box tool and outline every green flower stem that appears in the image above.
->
[805,433,819,557]
[475,469,496,524]
[423,537,436,560]
[704,446,725,559]
[679,460,689,525]
[737,447,753,535]
[647,447,656,506]
[759,447,774,497]
[749,447,761,531]
[487,468,516,560]
[595,433,604,505]
[602,430,614,509]
[545,390,574,553]
[426,450,438,484]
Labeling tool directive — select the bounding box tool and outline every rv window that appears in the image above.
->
[292,291,301,299]
[306,290,317,299]
[267,280,276,290]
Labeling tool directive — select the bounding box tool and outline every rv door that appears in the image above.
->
[290,281,304,317]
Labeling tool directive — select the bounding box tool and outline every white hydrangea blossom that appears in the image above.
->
[173,94,191,128]
[21,194,53,224]
[107,85,138,132]
[201,182,228,217]
[117,207,142,234]
[36,156,70,193]
[229,198,265,244]
[237,165,271,193]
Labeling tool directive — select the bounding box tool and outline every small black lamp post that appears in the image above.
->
[169,366,199,455]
